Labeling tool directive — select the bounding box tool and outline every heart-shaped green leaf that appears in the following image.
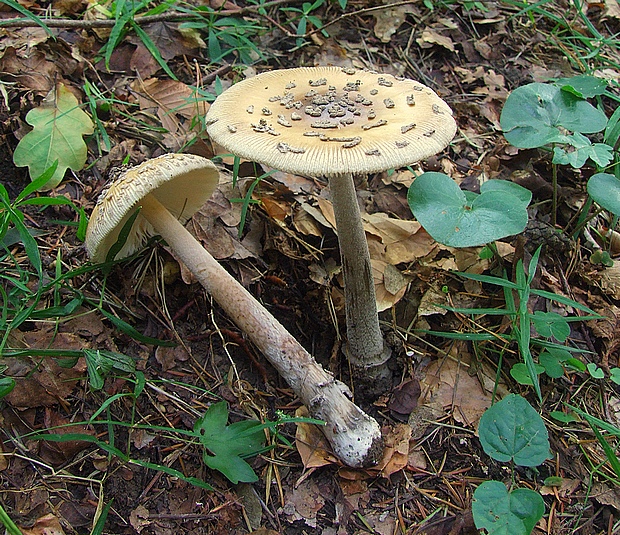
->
[473,480,545,535]
[587,173,620,217]
[530,311,570,341]
[552,133,613,168]
[478,394,550,466]
[510,363,544,386]
[407,173,531,247]
[556,75,607,98]
[538,350,565,379]
[500,83,607,149]
[586,362,605,379]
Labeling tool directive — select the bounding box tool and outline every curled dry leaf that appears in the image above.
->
[417,29,455,51]
[418,351,506,428]
[372,3,416,42]
[20,514,66,535]
[295,406,340,469]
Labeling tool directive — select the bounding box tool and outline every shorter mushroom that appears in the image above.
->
[85,153,383,468]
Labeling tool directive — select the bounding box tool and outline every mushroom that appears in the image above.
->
[85,153,383,468]
[206,67,457,394]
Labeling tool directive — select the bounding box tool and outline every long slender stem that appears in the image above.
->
[138,193,383,467]
[328,173,386,369]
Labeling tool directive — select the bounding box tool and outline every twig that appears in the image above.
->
[302,0,418,39]
[0,0,300,29]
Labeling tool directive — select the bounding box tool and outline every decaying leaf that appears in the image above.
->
[373,260,409,312]
[132,78,209,135]
[594,261,620,299]
[372,3,415,43]
[604,0,620,19]
[13,83,94,189]
[295,406,339,469]
[20,514,66,535]
[417,29,455,51]
[418,352,505,428]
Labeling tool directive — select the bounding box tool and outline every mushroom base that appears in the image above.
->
[346,341,394,400]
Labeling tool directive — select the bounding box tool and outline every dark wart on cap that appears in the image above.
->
[206,66,457,177]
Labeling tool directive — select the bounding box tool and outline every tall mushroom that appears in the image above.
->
[85,153,383,468]
[205,67,457,394]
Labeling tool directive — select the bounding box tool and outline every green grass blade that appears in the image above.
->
[99,308,176,346]
[91,499,113,535]
[456,271,519,289]
[415,329,497,341]
[0,501,23,535]
[130,21,177,80]
[440,305,515,316]
[590,424,620,478]
[530,289,600,315]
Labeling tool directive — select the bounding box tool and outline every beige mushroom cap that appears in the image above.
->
[85,153,219,263]
[206,66,457,177]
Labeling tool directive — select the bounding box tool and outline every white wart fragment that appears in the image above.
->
[277,115,292,127]
[277,142,306,153]
[362,119,387,130]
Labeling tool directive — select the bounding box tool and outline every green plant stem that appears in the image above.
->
[0,0,302,28]
[0,502,23,535]
[552,160,558,227]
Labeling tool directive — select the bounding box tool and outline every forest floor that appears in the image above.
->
[1,0,620,533]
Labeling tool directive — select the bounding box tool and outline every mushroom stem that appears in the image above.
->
[329,173,391,386]
[138,193,383,468]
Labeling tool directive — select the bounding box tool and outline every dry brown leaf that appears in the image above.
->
[295,407,339,469]
[595,261,620,299]
[38,410,95,465]
[0,47,62,94]
[129,505,151,532]
[604,0,620,19]
[419,354,502,428]
[417,285,448,317]
[388,378,421,417]
[540,478,580,497]
[417,29,455,51]
[372,260,409,312]
[133,78,209,135]
[155,345,190,371]
[281,478,325,527]
[20,514,66,535]
[591,482,620,512]
[262,197,290,222]
[292,206,323,237]
[308,258,340,286]
[372,3,415,42]
[316,197,337,230]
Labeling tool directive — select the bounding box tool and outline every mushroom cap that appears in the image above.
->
[85,153,219,263]
[206,66,457,177]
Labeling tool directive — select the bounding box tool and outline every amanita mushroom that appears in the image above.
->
[206,67,457,393]
[85,153,383,468]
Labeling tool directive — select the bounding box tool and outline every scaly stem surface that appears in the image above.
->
[139,193,383,467]
[328,173,391,393]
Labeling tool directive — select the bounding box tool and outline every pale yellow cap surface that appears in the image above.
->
[206,66,457,177]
